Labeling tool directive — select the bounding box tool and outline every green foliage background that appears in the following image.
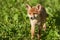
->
[0,0,60,40]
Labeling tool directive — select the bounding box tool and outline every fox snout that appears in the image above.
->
[29,14,38,20]
[30,16,35,20]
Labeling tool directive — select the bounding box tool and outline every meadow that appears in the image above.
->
[0,0,60,40]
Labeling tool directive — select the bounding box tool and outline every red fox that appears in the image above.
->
[26,4,48,40]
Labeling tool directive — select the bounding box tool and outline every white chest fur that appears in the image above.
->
[30,19,38,25]
[30,18,41,26]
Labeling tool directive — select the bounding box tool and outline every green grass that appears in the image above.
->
[0,0,60,40]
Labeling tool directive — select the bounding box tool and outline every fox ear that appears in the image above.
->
[36,4,41,11]
[26,4,31,10]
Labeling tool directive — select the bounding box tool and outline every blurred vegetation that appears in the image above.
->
[0,0,60,40]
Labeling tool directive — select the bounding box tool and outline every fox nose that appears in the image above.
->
[31,17,33,19]
[30,17,34,20]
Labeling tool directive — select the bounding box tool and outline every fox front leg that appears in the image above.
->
[31,25,35,40]
[37,24,42,40]
[30,21,36,40]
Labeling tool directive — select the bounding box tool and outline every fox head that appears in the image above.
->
[26,4,42,20]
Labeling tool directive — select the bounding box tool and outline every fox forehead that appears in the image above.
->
[28,7,38,14]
